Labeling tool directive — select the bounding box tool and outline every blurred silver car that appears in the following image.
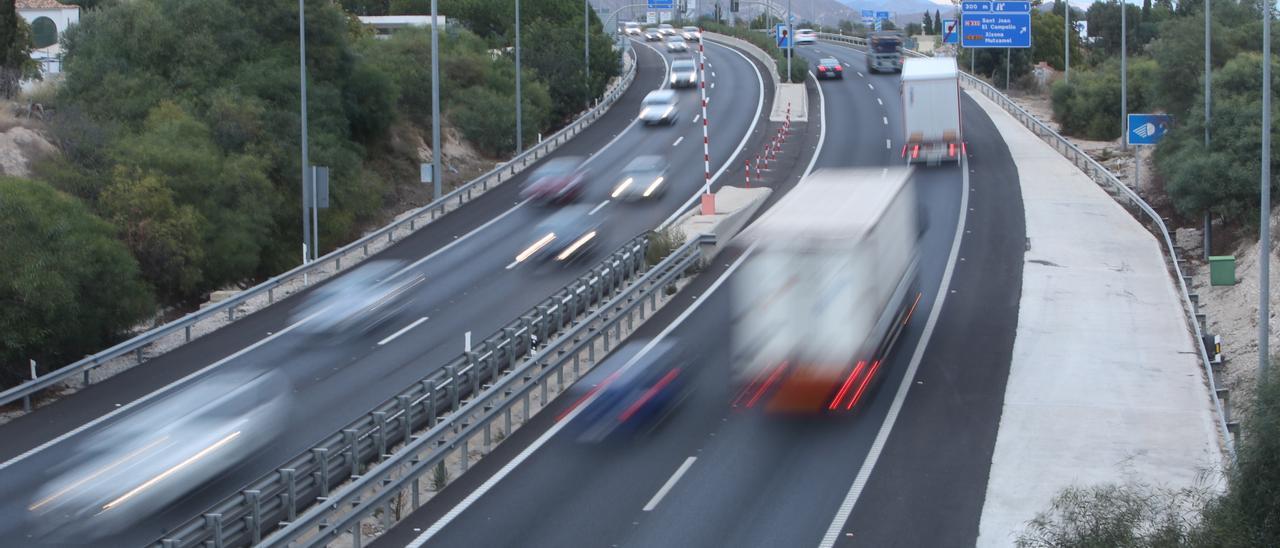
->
[290,260,424,338]
[612,155,670,201]
[26,371,291,541]
[644,28,662,41]
[623,21,642,35]
[681,26,702,42]
[670,59,697,88]
[665,35,688,52]
[514,205,602,266]
[657,23,676,35]
[639,90,679,125]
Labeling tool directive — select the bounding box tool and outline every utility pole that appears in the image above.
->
[299,0,310,265]
[1121,0,1128,151]
[786,0,792,83]
[1204,0,1212,259]
[431,0,442,200]
[585,0,591,110]
[516,0,524,154]
[1261,0,1272,379]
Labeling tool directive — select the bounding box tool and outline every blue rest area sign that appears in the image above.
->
[961,0,1031,49]
[942,19,958,44]
[1127,114,1173,146]
[776,23,790,48]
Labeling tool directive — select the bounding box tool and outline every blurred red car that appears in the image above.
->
[520,156,589,204]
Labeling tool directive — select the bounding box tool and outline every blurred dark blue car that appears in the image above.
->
[571,339,691,443]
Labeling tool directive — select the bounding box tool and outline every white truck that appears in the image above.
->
[730,168,921,413]
[901,57,962,164]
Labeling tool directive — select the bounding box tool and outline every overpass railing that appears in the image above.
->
[816,32,1234,457]
[1,44,638,416]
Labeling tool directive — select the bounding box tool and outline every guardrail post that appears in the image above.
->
[503,328,517,367]
[461,437,470,473]
[205,513,224,548]
[344,429,360,477]
[423,380,437,427]
[399,395,413,442]
[161,539,179,548]
[467,351,480,396]
[281,468,298,521]
[227,305,235,322]
[447,365,460,411]
[313,447,331,498]
[245,489,262,544]
[83,367,90,387]
[373,411,388,457]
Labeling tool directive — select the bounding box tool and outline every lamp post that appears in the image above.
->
[431,0,442,200]
[299,0,310,264]
[516,0,524,154]
[1261,0,1272,379]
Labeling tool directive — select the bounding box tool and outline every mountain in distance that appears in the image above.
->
[838,0,949,15]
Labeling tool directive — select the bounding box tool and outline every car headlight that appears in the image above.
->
[612,177,634,198]
[663,106,674,118]
[556,231,597,261]
[640,107,651,118]
[642,176,665,197]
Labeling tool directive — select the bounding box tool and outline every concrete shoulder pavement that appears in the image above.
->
[968,89,1225,546]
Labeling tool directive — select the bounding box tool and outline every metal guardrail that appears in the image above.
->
[815,32,1237,457]
[152,231,708,548]
[256,234,708,548]
[1,44,639,415]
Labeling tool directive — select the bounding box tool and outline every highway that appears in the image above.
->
[0,37,774,547]
[371,42,1025,548]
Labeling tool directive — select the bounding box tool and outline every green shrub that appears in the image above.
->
[645,226,687,267]
[698,22,808,83]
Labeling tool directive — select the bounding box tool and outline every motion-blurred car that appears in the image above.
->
[519,156,589,204]
[611,155,670,201]
[816,57,844,79]
[570,339,691,443]
[290,260,424,339]
[658,23,676,35]
[644,28,662,41]
[513,205,602,266]
[795,28,817,45]
[26,371,291,542]
[665,35,688,52]
[623,21,642,35]
[681,26,701,42]
[669,59,698,88]
[639,90,679,125]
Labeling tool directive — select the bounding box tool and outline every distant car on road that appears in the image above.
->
[623,21,641,35]
[657,23,676,35]
[570,339,692,443]
[611,155,670,201]
[795,28,817,45]
[669,58,697,88]
[665,35,688,52]
[520,156,590,204]
[816,57,844,79]
[644,28,662,41]
[639,90,679,125]
[290,260,424,339]
[681,26,701,42]
[513,205,602,266]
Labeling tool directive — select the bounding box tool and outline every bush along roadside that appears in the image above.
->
[697,20,808,83]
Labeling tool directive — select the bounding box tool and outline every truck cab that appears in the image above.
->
[866,32,903,73]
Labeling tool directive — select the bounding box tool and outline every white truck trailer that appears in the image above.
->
[730,168,922,413]
[901,57,962,164]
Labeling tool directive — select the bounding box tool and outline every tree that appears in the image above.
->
[934,9,942,34]
[0,5,39,99]
[0,177,154,388]
[906,22,923,37]
[923,11,933,37]
[99,168,207,302]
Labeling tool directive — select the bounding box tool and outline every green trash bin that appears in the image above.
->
[1209,255,1236,286]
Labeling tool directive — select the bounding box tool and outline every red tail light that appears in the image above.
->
[818,66,826,71]
[948,143,956,157]
[847,360,883,410]
[829,360,867,410]
[900,145,907,158]
[911,145,920,159]
[834,65,842,71]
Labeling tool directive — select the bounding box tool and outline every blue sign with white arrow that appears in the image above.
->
[647,0,673,8]
[1127,114,1173,146]
[962,0,1031,49]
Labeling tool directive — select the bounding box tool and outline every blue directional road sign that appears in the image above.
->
[647,0,673,8]
[776,23,790,48]
[861,9,874,25]
[961,0,1031,49]
[875,11,890,22]
[1127,114,1174,146]
[942,19,958,44]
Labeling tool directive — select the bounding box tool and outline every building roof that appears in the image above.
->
[17,0,75,9]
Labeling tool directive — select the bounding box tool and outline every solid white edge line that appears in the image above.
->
[589,199,610,216]
[804,71,827,179]
[659,40,765,229]
[643,456,697,512]
[673,136,685,147]
[378,317,430,346]
[406,244,758,548]
[2,39,674,472]
[817,153,972,548]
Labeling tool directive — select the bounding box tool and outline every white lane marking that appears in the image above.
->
[378,317,429,346]
[643,456,697,511]
[589,199,610,215]
[843,62,851,68]
[857,71,864,77]
[804,71,827,178]
[393,201,528,280]
[711,71,716,77]
[673,136,685,147]
[711,82,716,89]
[886,139,892,149]
[877,98,883,106]
[406,245,757,548]
[0,307,323,470]
[818,154,973,548]
[693,114,701,124]
[705,96,711,106]
[883,116,888,125]
[868,83,875,90]
[504,259,520,270]
[660,40,766,229]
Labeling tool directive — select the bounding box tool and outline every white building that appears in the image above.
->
[357,15,446,40]
[17,0,81,74]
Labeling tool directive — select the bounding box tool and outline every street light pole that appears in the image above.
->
[1205,0,1213,259]
[1063,0,1069,83]
[299,0,310,265]
[585,0,591,110]
[1121,0,1127,151]
[516,0,524,154]
[1261,0,1272,379]
[431,0,442,200]
[786,0,792,83]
